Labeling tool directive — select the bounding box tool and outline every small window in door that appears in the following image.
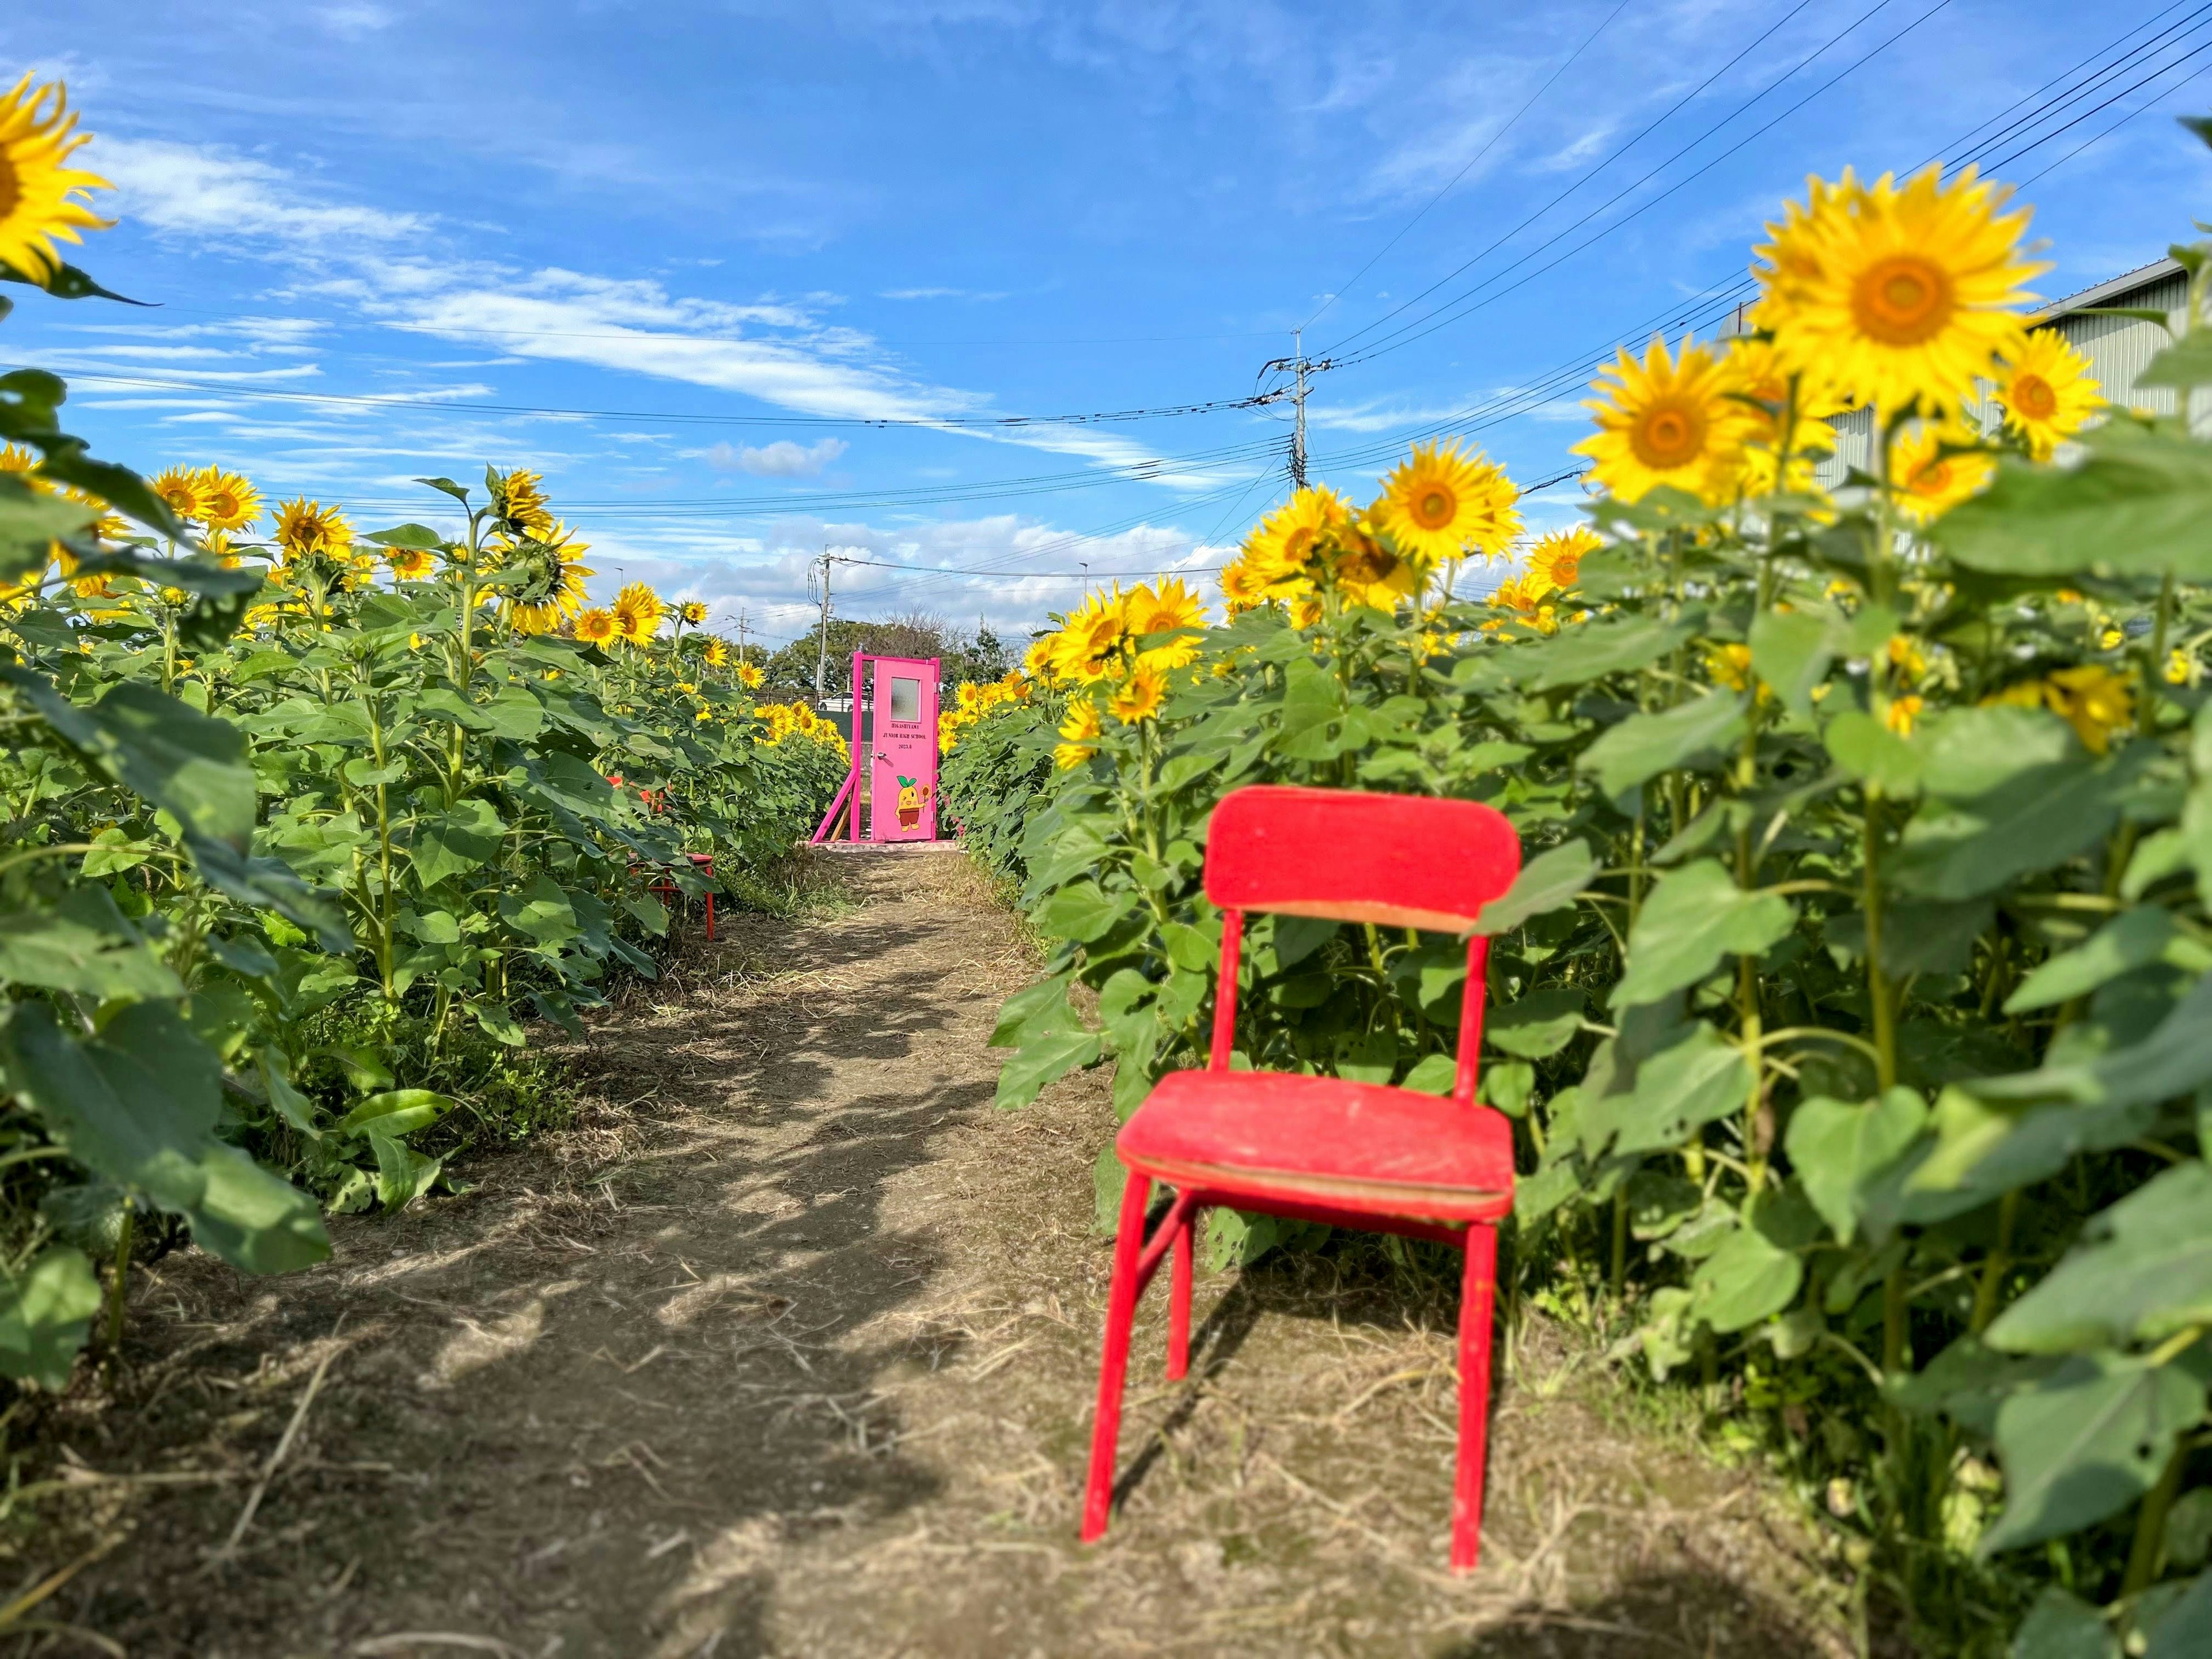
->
[890,676,921,722]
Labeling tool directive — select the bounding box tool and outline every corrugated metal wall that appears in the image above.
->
[1811,268,2198,487]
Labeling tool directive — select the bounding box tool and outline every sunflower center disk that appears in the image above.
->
[1631,402,1707,471]
[1854,255,1955,345]
[2014,374,2058,419]
[1414,488,1455,529]
[0,157,18,218]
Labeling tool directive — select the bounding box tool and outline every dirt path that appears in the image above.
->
[37,853,1856,1657]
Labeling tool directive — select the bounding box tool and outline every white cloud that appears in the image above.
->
[702,438,849,477]
[94,138,430,248]
[878,286,1010,301]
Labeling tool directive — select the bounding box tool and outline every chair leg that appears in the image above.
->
[1451,1221,1501,1572]
[1081,1168,1153,1544]
[1166,1202,1195,1381]
[704,891,715,942]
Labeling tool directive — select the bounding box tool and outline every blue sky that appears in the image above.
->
[9,0,2212,652]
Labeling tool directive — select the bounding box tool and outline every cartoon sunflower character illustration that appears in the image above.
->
[896,775,922,828]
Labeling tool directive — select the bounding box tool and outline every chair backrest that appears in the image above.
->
[1205,785,1521,933]
[1201,785,1523,1107]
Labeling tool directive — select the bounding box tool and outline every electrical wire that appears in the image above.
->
[1299,0,1638,335]
[1315,0,1833,362]
[1330,0,1959,370]
[52,369,1287,430]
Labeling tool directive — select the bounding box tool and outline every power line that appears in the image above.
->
[1331,0,1959,370]
[52,369,1289,430]
[1315,0,1831,362]
[1299,0,1638,335]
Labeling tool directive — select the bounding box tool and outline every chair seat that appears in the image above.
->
[1118,1069,1514,1224]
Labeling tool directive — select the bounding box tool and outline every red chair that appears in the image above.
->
[1080,784,1521,1571]
[649,851,718,942]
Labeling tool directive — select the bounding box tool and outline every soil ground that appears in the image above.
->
[17,851,1859,1657]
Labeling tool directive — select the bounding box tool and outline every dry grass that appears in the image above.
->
[1,846,1859,1657]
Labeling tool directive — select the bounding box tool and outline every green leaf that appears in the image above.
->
[1784,1089,1929,1243]
[2005,907,2179,1013]
[991,978,1081,1048]
[1475,839,1596,935]
[0,258,150,305]
[1892,745,2149,901]
[1979,1351,2207,1556]
[410,797,505,888]
[994,1028,1101,1111]
[0,1247,101,1392]
[1824,711,1923,796]
[1938,419,2212,581]
[0,1002,327,1274]
[1401,1052,1457,1094]
[1160,920,1216,974]
[474,1004,527,1047]
[2,669,253,850]
[259,1054,321,1141]
[367,1130,443,1211]
[1985,1162,2212,1355]
[1271,914,1338,969]
[1486,987,1586,1059]
[499,873,580,948]
[1524,613,1691,691]
[626,892,669,937]
[2145,1572,2212,1659]
[1626,1169,1703,1240]
[1748,607,1841,715]
[2135,328,2212,391]
[1690,1225,1804,1334]
[0,895,183,1002]
[1970,974,2212,1112]
[363,522,449,550]
[2006,1588,2115,1659]
[1580,692,1744,798]
[1614,860,1794,1009]
[336,1089,453,1141]
[1040,879,1127,944]
[1605,1021,1754,1158]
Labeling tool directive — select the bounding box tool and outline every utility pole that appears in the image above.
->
[812,548,834,704]
[1262,332,1328,494]
[737,606,749,667]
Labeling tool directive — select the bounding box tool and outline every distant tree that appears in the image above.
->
[764,610,1018,702]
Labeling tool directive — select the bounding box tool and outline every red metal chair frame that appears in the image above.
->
[1080,784,1522,1571]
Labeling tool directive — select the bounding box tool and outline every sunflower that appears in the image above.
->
[1052,586,1135,683]
[150,466,204,523]
[1757,165,2044,417]
[1995,329,2102,461]
[1127,577,1206,670]
[676,599,709,627]
[200,528,242,570]
[575,607,618,646]
[196,468,262,532]
[271,497,351,559]
[1108,663,1168,725]
[385,544,439,582]
[1218,555,1275,616]
[738,660,764,689]
[488,467,555,538]
[0,76,113,286]
[1575,335,1752,504]
[1525,525,1601,595]
[1055,696,1103,770]
[1374,441,1519,567]
[1246,486,1354,584]
[702,638,731,668]
[503,526,594,636]
[1483,574,1558,635]
[1328,520,1420,612]
[1888,419,1995,526]
[612,581,664,646]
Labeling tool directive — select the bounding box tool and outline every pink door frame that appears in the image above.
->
[809,652,942,844]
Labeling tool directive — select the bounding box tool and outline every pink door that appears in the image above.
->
[869,656,938,842]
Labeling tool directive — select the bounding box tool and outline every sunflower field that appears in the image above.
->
[946,128,2212,1654]
[0,77,843,1395]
